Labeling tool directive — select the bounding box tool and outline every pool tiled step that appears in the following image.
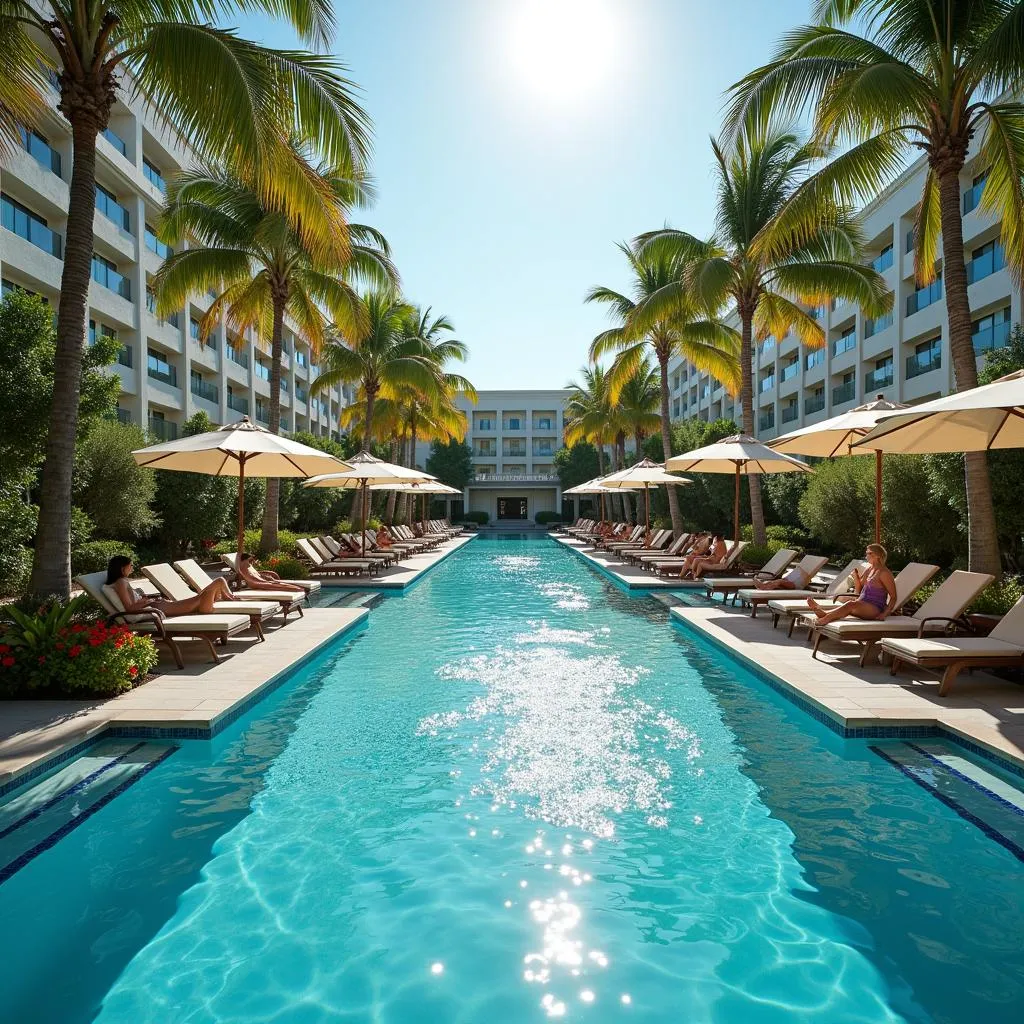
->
[0,739,176,884]
[871,741,1024,861]
[314,590,385,610]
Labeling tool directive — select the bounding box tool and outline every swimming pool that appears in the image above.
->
[1,536,1022,1022]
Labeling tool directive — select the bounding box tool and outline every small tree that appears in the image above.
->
[74,419,159,539]
[553,442,600,493]
[425,439,474,491]
[280,431,352,532]
[152,413,232,556]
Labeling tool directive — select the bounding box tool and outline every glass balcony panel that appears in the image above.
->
[190,376,218,403]
[966,243,1006,285]
[148,417,178,441]
[781,405,799,424]
[906,349,942,379]
[20,127,61,176]
[871,247,894,273]
[805,394,825,415]
[102,128,128,157]
[864,365,893,392]
[758,375,775,393]
[832,380,856,406]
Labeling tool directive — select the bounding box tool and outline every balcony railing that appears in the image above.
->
[102,127,128,157]
[226,347,249,369]
[906,349,942,379]
[864,311,894,338]
[833,332,856,357]
[191,376,218,403]
[148,417,178,441]
[906,278,943,316]
[832,380,856,406]
[805,393,825,415]
[117,345,132,368]
[472,473,557,483]
[963,179,986,215]
[864,365,893,392]
[2,197,62,257]
[805,349,825,371]
[780,361,799,382]
[116,408,132,425]
[147,363,177,387]
[19,127,61,176]
[973,319,1011,354]
[227,393,249,414]
[758,410,775,432]
[758,374,776,393]
[871,248,894,273]
[781,405,799,424]
[91,257,131,300]
[966,243,1005,285]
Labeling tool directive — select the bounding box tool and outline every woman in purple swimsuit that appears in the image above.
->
[807,543,896,624]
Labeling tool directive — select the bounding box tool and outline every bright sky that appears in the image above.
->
[238,0,811,389]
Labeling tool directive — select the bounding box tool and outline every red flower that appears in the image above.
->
[0,644,9,654]
[114,637,125,649]
[37,656,46,664]
[1,656,14,667]
[129,665,139,678]
[68,645,82,658]
[89,638,102,647]
[55,642,64,651]
[71,623,85,633]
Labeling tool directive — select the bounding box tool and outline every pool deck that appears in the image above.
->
[554,535,681,588]
[0,606,367,795]
[671,603,1024,771]
[320,533,476,589]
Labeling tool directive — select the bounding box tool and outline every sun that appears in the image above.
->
[503,0,620,110]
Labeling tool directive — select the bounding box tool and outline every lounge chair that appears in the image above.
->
[627,532,686,565]
[76,571,251,669]
[141,562,279,639]
[296,538,379,576]
[219,552,321,594]
[732,554,830,616]
[703,548,799,603]
[882,596,1024,696]
[653,540,749,580]
[809,565,979,666]
[607,529,668,556]
[765,559,869,634]
[175,559,308,618]
[324,535,398,567]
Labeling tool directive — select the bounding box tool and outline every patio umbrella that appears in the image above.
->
[598,459,692,532]
[667,435,813,542]
[132,416,351,556]
[370,480,460,533]
[303,451,435,554]
[853,370,1024,454]
[769,394,911,544]
[563,477,637,525]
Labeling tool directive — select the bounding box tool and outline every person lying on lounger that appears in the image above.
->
[375,526,393,549]
[237,553,307,593]
[752,564,811,591]
[675,533,711,577]
[106,555,237,615]
[807,544,896,623]
[689,535,731,579]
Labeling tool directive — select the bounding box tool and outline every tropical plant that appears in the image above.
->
[156,149,395,551]
[633,123,889,544]
[586,241,740,534]
[564,364,614,476]
[425,439,474,492]
[14,0,373,598]
[725,0,1024,573]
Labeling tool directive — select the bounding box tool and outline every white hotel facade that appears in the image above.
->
[0,80,356,444]
[664,137,1022,436]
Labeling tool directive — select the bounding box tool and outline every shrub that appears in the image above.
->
[71,540,138,576]
[535,511,563,525]
[0,597,158,698]
[333,518,381,536]
[969,575,1023,617]
[737,541,786,568]
[260,554,310,580]
[460,511,489,525]
[0,483,36,596]
[212,528,301,557]
[742,524,812,549]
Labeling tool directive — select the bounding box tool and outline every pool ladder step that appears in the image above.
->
[871,741,1024,862]
[0,739,176,885]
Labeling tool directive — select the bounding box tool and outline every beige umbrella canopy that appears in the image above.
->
[369,480,460,533]
[769,394,911,544]
[599,459,692,531]
[132,416,351,555]
[854,369,1024,454]
[563,476,637,524]
[303,451,435,554]
[667,434,813,541]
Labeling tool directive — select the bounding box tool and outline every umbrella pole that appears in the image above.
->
[361,479,368,556]
[237,455,246,557]
[733,463,740,542]
[645,484,650,533]
[874,449,882,545]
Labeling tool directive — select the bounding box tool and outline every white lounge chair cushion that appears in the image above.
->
[233,589,308,603]
[820,615,925,638]
[134,613,250,633]
[881,636,1024,659]
[706,576,762,589]
[739,588,821,603]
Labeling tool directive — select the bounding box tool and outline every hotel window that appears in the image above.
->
[477,417,493,430]
[95,184,130,231]
[2,193,62,257]
[506,417,521,430]
[833,326,856,356]
[906,335,942,379]
[906,274,943,315]
[972,306,1011,354]
[189,317,201,341]
[832,371,855,406]
[102,127,128,157]
[144,223,172,258]
[966,239,1005,284]
[91,254,131,300]
[254,360,270,381]
[143,157,166,193]
[535,416,552,430]
[19,126,61,176]
[871,243,893,273]
[865,356,893,392]
[865,305,894,338]
[190,370,217,403]
[88,319,117,346]
[147,348,176,387]
[780,357,799,382]
[805,387,825,415]
[963,170,987,215]
[296,349,307,367]
[805,347,825,371]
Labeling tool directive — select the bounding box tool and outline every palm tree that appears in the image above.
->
[615,360,662,526]
[564,365,619,518]
[155,153,395,551]
[586,241,741,536]
[724,0,1024,574]
[634,124,889,544]
[15,0,371,597]
[0,15,44,155]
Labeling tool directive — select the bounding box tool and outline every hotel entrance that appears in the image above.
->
[497,496,529,520]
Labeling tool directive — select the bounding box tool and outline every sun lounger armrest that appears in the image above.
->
[916,615,966,638]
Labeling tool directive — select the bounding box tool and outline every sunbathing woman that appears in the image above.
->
[677,533,712,578]
[753,563,811,591]
[105,555,235,616]
[807,544,895,623]
[236,552,307,593]
[689,535,730,580]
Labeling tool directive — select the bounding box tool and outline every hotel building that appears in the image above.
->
[0,80,356,443]
[665,137,1023,437]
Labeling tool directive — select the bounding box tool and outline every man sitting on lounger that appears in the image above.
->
[106,555,238,615]
[681,534,726,579]
[807,544,896,623]
[376,526,393,550]
[237,553,307,593]
[753,563,811,591]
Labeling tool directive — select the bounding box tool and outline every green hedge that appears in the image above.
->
[461,511,489,525]
[535,511,563,525]
[71,540,138,576]
[211,529,301,557]
[259,554,310,580]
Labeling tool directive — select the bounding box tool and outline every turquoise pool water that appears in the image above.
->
[1,536,1022,1023]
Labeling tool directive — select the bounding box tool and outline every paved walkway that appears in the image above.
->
[554,535,681,588]
[322,533,475,589]
[671,603,1024,770]
[0,607,367,791]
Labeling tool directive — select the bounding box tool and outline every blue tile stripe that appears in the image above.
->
[0,744,177,886]
[870,744,1024,863]
[0,733,107,802]
[669,611,1024,779]
[0,742,145,841]
[904,742,1024,819]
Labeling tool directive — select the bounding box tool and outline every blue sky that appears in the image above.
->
[239,0,811,388]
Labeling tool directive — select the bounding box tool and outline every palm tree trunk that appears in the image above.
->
[259,293,286,554]
[740,309,766,545]
[657,353,683,537]
[936,167,1002,576]
[635,430,648,526]
[30,111,105,598]
[617,434,632,522]
[385,438,400,523]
